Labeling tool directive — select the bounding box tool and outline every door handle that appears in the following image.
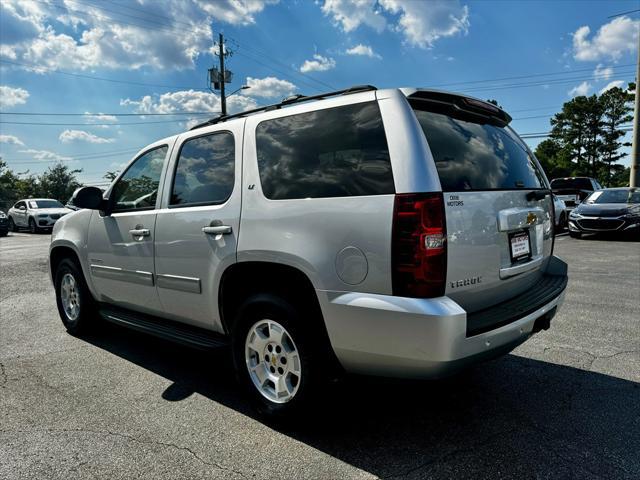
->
[129,228,150,237]
[202,225,232,235]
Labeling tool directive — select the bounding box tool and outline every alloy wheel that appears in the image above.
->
[60,273,81,321]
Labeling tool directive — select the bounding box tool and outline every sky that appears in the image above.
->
[0,0,638,186]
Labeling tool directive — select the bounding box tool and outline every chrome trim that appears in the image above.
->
[497,207,545,231]
[576,216,624,231]
[499,255,544,279]
[90,264,155,286]
[156,273,202,294]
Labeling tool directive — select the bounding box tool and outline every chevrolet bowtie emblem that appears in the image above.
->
[526,212,537,225]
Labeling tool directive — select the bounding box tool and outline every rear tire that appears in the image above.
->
[558,212,567,231]
[8,217,16,232]
[0,230,7,237]
[569,231,582,239]
[54,258,97,335]
[231,294,325,420]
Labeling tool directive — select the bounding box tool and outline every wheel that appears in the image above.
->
[54,258,97,335]
[569,231,582,239]
[28,217,39,234]
[0,230,7,237]
[558,212,567,232]
[231,294,324,419]
[8,217,16,232]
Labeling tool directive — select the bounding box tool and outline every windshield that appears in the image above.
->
[29,200,64,209]
[550,178,593,190]
[412,108,546,191]
[585,189,640,204]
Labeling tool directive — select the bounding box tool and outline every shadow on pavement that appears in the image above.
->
[81,323,639,479]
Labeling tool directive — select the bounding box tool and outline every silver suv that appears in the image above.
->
[49,86,568,416]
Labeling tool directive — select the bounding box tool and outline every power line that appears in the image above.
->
[607,9,640,18]
[0,59,207,91]
[0,119,207,126]
[0,112,216,117]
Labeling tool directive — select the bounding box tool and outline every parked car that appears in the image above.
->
[8,198,73,233]
[568,187,640,238]
[49,86,568,417]
[552,194,567,232]
[0,210,8,237]
[550,176,602,210]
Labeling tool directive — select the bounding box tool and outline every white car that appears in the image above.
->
[552,194,568,231]
[8,198,73,233]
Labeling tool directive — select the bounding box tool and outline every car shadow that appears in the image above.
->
[80,323,639,479]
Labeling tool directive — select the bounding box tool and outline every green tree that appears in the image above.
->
[534,139,572,179]
[104,170,119,182]
[598,85,634,185]
[37,163,83,201]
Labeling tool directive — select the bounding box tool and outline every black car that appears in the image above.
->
[550,177,602,210]
[0,210,9,237]
[568,187,640,238]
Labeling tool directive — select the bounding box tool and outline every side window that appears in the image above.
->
[170,132,235,206]
[255,102,394,200]
[111,146,167,212]
[15,201,24,209]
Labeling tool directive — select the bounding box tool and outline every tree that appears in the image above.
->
[534,139,572,179]
[104,171,119,182]
[38,163,83,201]
[0,159,39,210]
[598,86,634,185]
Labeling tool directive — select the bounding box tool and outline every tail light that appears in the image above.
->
[392,192,447,298]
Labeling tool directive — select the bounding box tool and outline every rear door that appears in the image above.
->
[153,123,243,331]
[410,95,553,313]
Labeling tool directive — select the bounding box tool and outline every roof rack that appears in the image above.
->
[190,84,377,130]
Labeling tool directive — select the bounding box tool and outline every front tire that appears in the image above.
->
[28,217,39,234]
[8,217,16,232]
[54,258,97,335]
[231,294,323,419]
[569,231,582,239]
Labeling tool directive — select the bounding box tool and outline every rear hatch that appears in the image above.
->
[550,178,594,207]
[408,91,554,314]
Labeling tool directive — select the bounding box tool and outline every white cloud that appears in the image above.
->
[18,149,72,161]
[195,0,278,26]
[322,0,469,49]
[572,16,639,62]
[322,0,386,33]
[300,54,336,73]
[84,112,118,123]
[244,76,296,98]
[599,80,625,95]
[593,64,613,81]
[59,129,114,144]
[120,89,257,117]
[568,81,592,97]
[345,44,381,59]
[0,0,279,71]
[0,134,24,146]
[0,85,30,107]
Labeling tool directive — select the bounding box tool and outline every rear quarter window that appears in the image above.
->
[255,102,394,200]
[413,108,546,192]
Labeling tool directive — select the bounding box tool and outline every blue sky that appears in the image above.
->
[0,0,638,185]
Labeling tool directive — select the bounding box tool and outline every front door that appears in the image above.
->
[87,143,171,315]
[154,125,242,331]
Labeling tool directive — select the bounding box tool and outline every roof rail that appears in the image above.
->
[190,84,377,130]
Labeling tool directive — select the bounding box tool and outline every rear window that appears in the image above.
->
[256,102,394,200]
[550,178,594,191]
[412,108,546,191]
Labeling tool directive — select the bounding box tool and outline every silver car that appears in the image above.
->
[49,86,568,417]
[8,198,72,233]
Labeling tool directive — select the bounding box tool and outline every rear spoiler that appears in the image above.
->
[407,90,512,127]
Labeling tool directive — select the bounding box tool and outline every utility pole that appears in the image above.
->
[219,33,227,116]
[631,33,640,187]
[208,33,233,116]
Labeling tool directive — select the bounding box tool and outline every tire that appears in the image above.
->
[28,217,39,234]
[54,258,97,335]
[0,230,7,237]
[231,294,325,419]
[8,217,16,232]
[569,231,582,239]
[558,212,567,232]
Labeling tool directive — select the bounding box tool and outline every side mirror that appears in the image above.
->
[19,205,26,210]
[72,186,106,211]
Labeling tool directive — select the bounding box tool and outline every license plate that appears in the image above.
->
[509,230,531,262]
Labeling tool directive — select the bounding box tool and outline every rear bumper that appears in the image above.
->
[318,255,568,379]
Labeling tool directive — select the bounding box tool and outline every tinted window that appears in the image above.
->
[171,132,235,206]
[585,189,640,204]
[550,178,594,190]
[30,200,64,209]
[111,146,167,212]
[256,102,394,200]
[413,108,546,191]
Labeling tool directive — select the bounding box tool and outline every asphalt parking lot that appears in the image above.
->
[1,231,638,479]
